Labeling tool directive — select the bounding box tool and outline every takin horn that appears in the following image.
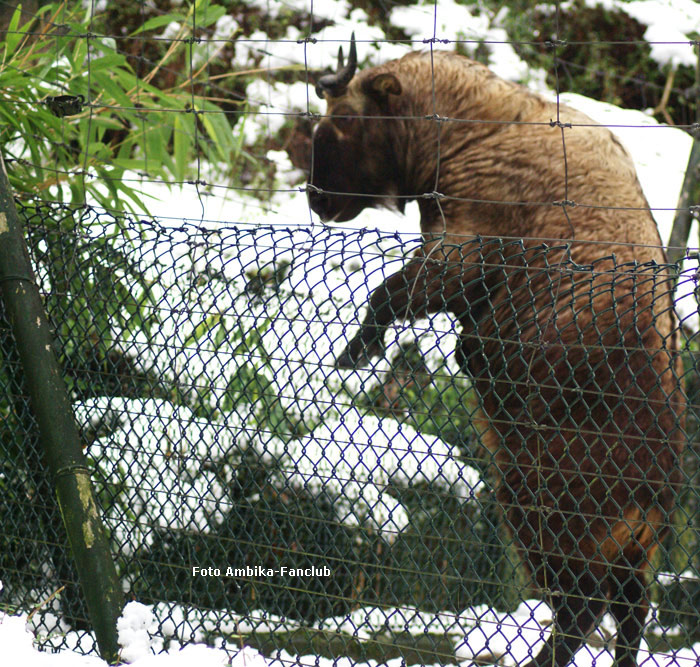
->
[315,33,357,99]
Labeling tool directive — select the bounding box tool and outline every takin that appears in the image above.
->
[307,36,685,667]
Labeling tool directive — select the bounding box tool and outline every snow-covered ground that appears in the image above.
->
[5,597,700,666]
[5,0,700,665]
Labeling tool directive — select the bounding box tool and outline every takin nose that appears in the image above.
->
[307,187,332,220]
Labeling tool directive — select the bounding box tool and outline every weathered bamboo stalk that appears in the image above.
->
[0,155,123,663]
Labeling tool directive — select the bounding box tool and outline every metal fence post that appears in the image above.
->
[0,156,123,663]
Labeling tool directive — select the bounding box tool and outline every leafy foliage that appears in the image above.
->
[1,0,247,213]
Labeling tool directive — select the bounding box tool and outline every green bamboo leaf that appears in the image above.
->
[199,101,235,161]
[87,114,127,132]
[137,78,189,108]
[213,319,231,348]
[130,13,186,36]
[2,5,30,55]
[173,112,195,182]
[197,5,226,29]
[143,118,175,175]
[90,52,128,72]
[187,0,226,30]
[184,314,223,348]
[229,107,257,173]
[71,34,88,69]
[0,103,18,130]
[2,14,17,52]
[91,75,134,111]
[86,141,111,161]
[110,157,157,173]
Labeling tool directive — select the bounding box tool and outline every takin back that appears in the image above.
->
[307,37,685,667]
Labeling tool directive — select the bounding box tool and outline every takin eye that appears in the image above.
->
[330,104,358,133]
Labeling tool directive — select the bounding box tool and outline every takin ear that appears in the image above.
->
[362,73,402,99]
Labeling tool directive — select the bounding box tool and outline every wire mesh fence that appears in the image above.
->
[0,201,698,666]
[2,0,700,665]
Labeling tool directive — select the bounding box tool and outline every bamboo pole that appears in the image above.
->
[0,155,123,663]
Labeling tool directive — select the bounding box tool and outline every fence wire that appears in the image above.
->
[2,0,700,665]
[0,201,697,666]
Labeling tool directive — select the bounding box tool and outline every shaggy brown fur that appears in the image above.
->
[308,50,685,667]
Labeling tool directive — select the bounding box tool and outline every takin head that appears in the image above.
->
[307,34,406,222]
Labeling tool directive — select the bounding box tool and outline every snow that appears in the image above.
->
[72,397,249,556]
[5,596,700,666]
[0,603,243,665]
[117,603,165,662]
[596,0,700,68]
[71,393,479,547]
[390,0,549,88]
[257,409,482,537]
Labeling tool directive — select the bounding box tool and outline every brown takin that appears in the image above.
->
[307,36,685,667]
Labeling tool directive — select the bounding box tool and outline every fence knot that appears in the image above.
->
[297,37,318,44]
[298,111,321,121]
[544,39,567,49]
[549,119,573,129]
[421,190,445,201]
[425,113,447,122]
[548,589,563,598]
[423,37,451,45]
[553,199,576,208]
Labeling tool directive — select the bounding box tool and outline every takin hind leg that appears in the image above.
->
[520,570,609,667]
[608,566,650,667]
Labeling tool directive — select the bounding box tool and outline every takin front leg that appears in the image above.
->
[608,565,650,667]
[521,570,609,667]
[335,252,470,368]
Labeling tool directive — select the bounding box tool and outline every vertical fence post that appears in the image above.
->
[667,134,700,267]
[0,156,123,663]
[667,42,700,267]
